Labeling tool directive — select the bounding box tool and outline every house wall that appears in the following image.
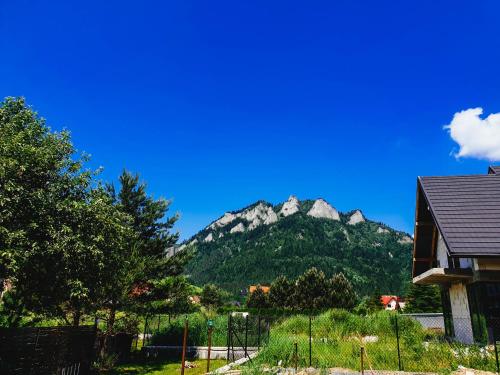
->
[474,259,500,271]
[436,233,449,268]
[449,282,474,344]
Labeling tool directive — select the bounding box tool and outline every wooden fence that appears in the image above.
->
[0,325,97,375]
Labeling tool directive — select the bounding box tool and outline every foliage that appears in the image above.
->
[102,170,192,333]
[0,97,129,325]
[150,313,229,347]
[200,283,224,310]
[246,285,270,309]
[186,202,412,296]
[294,268,329,310]
[108,359,227,375]
[329,272,357,309]
[253,309,499,373]
[365,290,384,312]
[404,283,442,313]
[0,98,193,329]
[269,276,294,308]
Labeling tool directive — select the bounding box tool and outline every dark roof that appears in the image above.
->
[419,173,500,257]
[488,166,500,174]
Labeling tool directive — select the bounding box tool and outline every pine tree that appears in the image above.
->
[404,283,442,313]
[246,285,270,309]
[269,276,294,308]
[329,272,357,310]
[295,267,329,311]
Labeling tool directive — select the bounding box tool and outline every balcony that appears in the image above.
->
[413,267,473,285]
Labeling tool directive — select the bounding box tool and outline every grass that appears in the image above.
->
[251,309,499,374]
[107,359,227,375]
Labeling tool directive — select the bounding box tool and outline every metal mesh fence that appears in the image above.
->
[252,312,500,373]
[142,311,500,373]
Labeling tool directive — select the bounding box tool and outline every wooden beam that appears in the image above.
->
[416,222,434,226]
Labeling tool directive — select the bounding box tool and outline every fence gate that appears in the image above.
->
[226,312,270,363]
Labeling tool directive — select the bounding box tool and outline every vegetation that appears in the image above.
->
[108,359,226,375]
[252,309,499,373]
[0,98,193,340]
[200,283,225,310]
[186,203,412,296]
[404,283,442,313]
[247,285,270,309]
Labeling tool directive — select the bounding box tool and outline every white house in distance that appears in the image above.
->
[412,166,500,344]
[380,295,405,311]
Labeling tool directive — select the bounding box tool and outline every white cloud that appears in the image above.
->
[444,108,500,161]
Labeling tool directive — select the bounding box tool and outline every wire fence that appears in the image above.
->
[257,312,500,373]
[141,311,500,373]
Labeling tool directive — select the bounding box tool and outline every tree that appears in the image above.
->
[246,285,270,309]
[366,290,384,312]
[404,283,442,313]
[200,284,224,310]
[269,276,294,308]
[0,97,117,325]
[329,272,357,310]
[102,171,192,333]
[294,268,329,310]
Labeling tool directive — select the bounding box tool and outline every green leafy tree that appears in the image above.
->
[246,285,270,309]
[404,283,442,313]
[0,97,121,325]
[200,284,224,310]
[329,272,357,310]
[269,276,294,308]
[294,267,329,310]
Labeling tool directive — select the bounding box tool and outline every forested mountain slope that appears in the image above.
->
[184,196,412,296]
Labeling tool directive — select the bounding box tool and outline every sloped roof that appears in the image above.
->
[488,166,500,174]
[418,172,500,257]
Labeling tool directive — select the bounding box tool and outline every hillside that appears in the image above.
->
[184,196,413,296]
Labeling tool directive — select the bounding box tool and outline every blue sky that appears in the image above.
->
[2,0,500,239]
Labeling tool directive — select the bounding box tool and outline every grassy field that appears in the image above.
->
[252,309,498,373]
[107,359,227,375]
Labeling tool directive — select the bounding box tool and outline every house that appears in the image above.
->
[380,295,405,310]
[248,285,270,294]
[412,166,500,344]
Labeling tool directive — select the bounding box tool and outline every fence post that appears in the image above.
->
[244,313,249,358]
[494,328,499,375]
[143,315,149,347]
[181,317,189,375]
[257,315,261,350]
[207,325,213,373]
[309,315,312,367]
[294,342,298,372]
[226,313,231,363]
[360,346,365,375]
[394,314,402,371]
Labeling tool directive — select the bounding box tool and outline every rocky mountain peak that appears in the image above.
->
[279,195,300,217]
[347,210,365,225]
[307,199,340,220]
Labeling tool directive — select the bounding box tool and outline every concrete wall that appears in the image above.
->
[436,233,448,268]
[402,313,444,330]
[449,282,474,344]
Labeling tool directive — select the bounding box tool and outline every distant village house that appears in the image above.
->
[380,295,405,311]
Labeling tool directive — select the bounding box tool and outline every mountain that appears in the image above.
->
[184,196,413,296]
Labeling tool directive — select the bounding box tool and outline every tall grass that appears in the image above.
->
[150,313,228,347]
[254,309,499,373]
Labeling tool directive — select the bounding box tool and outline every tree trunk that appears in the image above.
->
[108,305,116,333]
[72,309,81,326]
